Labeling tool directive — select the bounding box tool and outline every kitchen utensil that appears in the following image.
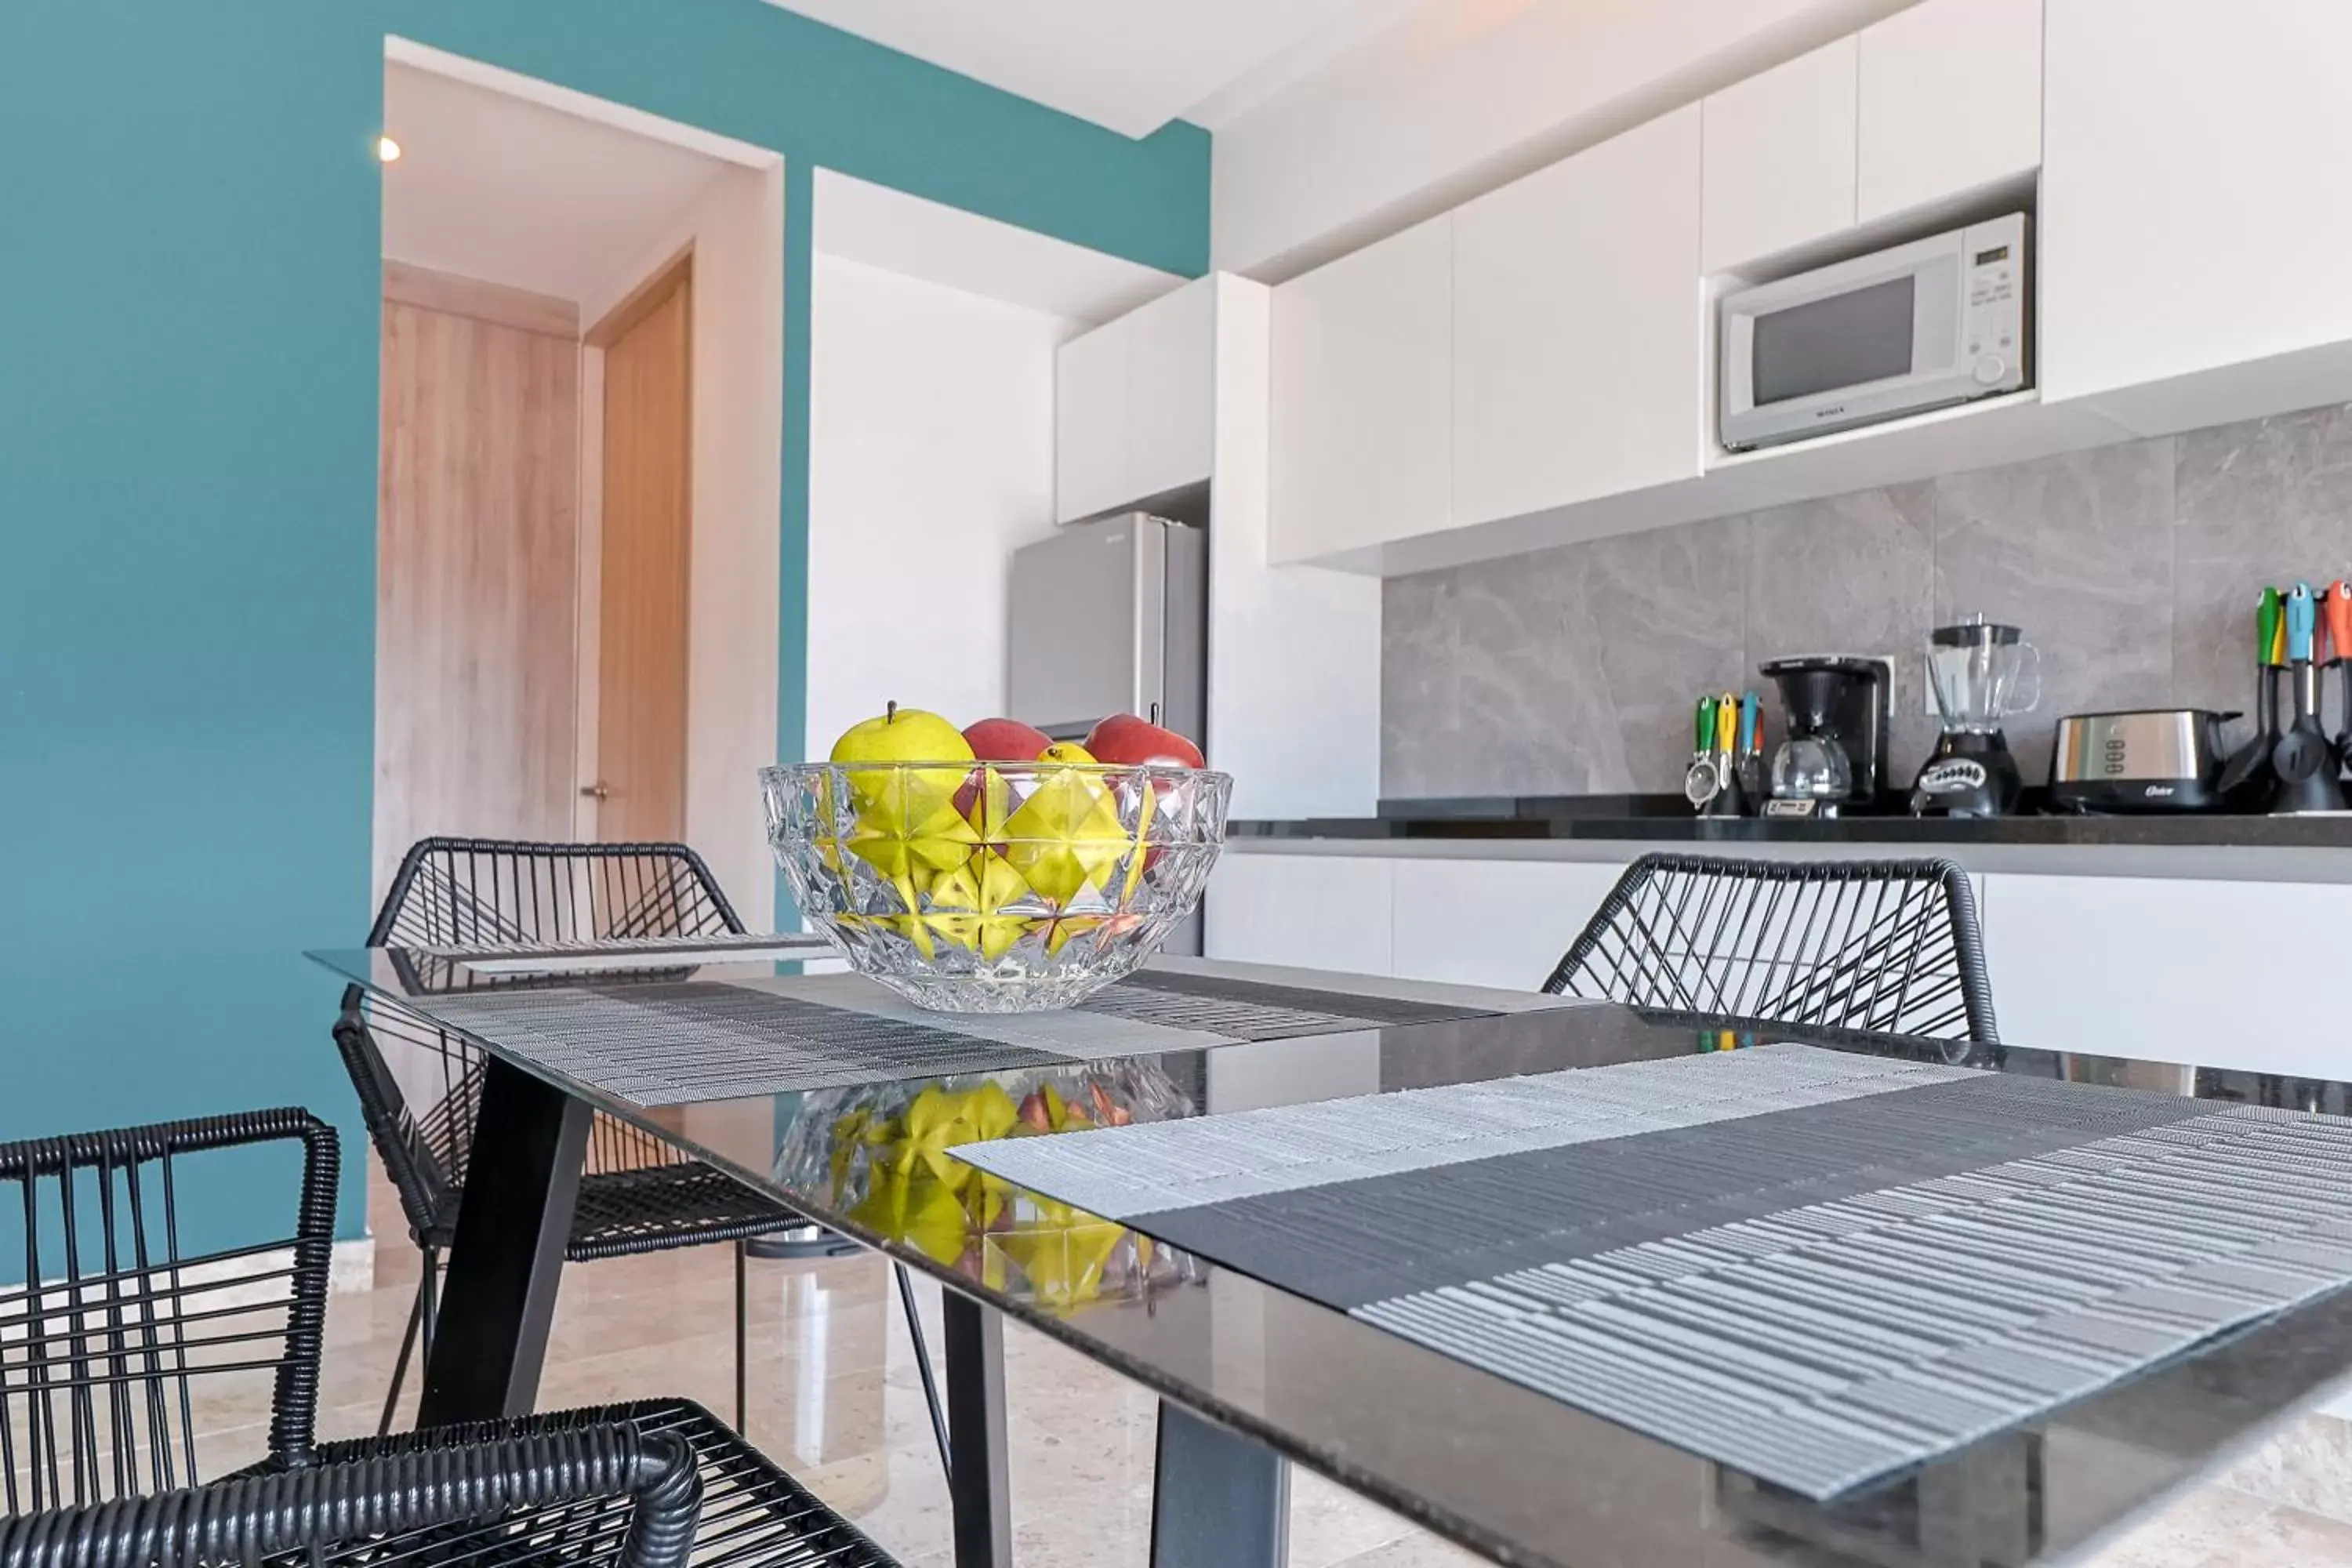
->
[1759,656,1890,816]
[2270,583,2346,812]
[1702,693,1746,816]
[2328,580,2352,770]
[1684,696,1722,810]
[1911,615,2039,818]
[2049,709,2237,812]
[2219,586,2284,801]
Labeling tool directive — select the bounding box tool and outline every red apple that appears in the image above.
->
[1083,710,1204,769]
[955,717,1055,824]
[962,717,1054,761]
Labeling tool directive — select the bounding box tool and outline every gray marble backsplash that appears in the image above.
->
[1382,401,2352,796]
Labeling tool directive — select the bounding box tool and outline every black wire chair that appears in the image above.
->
[1541,854,2000,1044]
[334,837,950,1478]
[0,1110,896,1568]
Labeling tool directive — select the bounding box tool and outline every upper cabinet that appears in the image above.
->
[1269,214,1454,563]
[1700,38,1857,274]
[2042,0,2352,421]
[1453,106,1704,526]
[1857,0,2042,223]
[1054,277,1214,524]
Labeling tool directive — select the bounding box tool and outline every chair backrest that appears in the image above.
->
[1541,853,1998,1043]
[337,839,744,1247]
[0,1110,338,1512]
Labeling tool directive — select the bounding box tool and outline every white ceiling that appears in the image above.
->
[382,61,732,303]
[760,0,1421,137]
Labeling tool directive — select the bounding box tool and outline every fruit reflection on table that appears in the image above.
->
[776,1062,1201,1312]
[762,703,1230,1012]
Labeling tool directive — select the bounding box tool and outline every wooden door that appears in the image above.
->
[374,264,580,907]
[589,255,692,844]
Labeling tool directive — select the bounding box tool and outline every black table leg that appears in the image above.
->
[1150,1402,1288,1568]
[416,1056,590,1426]
[944,1290,1011,1568]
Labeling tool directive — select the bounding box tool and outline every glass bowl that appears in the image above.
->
[760,759,1232,1012]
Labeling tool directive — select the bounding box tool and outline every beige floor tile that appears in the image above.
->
[1326,1530,1492,1568]
[2196,1504,2352,1567]
[2216,1414,2352,1523]
[2073,1484,2272,1568]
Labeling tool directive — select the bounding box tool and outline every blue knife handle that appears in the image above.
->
[2289,583,2317,663]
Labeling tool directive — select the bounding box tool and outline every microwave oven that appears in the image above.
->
[1719,212,2029,451]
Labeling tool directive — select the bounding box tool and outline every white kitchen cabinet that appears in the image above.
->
[1053,278,1214,523]
[2042,0,2352,415]
[1452,106,1704,527]
[1981,873,2352,1078]
[1269,214,1453,563]
[1700,37,1857,274]
[1203,853,1395,976]
[1388,858,1630,993]
[1857,0,2042,224]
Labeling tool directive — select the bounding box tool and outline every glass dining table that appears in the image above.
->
[308,947,2352,1568]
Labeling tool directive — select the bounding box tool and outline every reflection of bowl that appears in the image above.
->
[775,1065,1203,1311]
[760,760,1231,1013]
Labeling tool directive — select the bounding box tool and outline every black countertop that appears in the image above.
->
[1232,793,2352,849]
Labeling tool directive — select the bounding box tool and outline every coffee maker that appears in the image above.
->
[1911,615,2040,817]
[1759,656,1893,817]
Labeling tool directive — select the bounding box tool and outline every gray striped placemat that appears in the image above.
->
[952,1044,2352,1499]
[408,967,1517,1106]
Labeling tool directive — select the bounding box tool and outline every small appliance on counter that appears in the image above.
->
[1719,213,2029,451]
[2049,710,2234,813]
[1758,656,1892,818]
[1912,616,2038,818]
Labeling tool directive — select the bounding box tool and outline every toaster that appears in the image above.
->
[2049,708,2234,812]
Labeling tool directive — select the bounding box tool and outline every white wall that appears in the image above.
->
[804,253,1074,764]
[580,160,786,928]
[1211,0,1915,278]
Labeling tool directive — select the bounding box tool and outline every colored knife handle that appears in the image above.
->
[1740,691,1762,756]
[1694,695,1713,753]
[2260,586,2284,666]
[1715,694,1737,756]
[2288,583,2317,664]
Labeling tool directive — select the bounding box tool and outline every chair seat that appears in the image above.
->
[309,1398,900,1568]
[568,1163,811,1262]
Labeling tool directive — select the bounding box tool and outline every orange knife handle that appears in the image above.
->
[2327,581,2352,665]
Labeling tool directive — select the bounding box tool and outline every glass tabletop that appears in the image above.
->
[309,946,2352,1568]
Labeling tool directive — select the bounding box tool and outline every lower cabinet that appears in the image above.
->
[1980,873,2352,1078]
[1203,852,1396,976]
[1388,858,1628,991]
[1203,851,1632,991]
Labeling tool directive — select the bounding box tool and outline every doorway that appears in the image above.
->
[372,43,784,927]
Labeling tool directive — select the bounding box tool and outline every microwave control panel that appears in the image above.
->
[1958,214,2028,392]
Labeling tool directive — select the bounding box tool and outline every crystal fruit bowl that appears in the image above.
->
[761,760,1232,1013]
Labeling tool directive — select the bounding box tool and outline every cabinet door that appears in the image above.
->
[1120,278,1215,504]
[1858,0,2042,224]
[1054,316,1131,524]
[1203,853,1394,975]
[1700,36,1858,274]
[1981,873,2352,1078]
[1453,107,1704,526]
[1389,858,1629,992]
[1269,214,1453,562]
[2042,0,2352,406]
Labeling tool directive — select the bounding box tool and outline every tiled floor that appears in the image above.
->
[277,1174,2352,1568]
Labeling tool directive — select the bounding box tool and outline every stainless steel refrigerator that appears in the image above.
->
[1007,512,1208,954]
[1007,512,1206,744]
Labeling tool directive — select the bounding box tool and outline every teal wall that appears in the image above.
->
[0,0,1208,1245]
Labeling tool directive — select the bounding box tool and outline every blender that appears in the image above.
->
[1912,615,2040,817]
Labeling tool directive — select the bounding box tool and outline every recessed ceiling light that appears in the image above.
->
[376,135,401,163]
